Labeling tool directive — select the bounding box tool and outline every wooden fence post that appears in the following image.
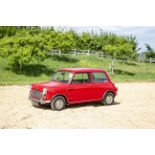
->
[87,49,90,56]
[150,58,152,64]
[50,50,53,55]
[59,50,61,56]
[111,58,114,75]
[74,49,77,56]
[109,63,111,75]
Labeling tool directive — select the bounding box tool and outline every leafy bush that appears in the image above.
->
[0,33,47,69]
[0,26,139,69]
[144,44,155,58]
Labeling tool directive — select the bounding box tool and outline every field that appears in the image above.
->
[0,55,155,85]
[0,83,155,128]
[1,55,155,128]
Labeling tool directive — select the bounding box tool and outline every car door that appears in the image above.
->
[90,72,110,99]
[66,72,93,103]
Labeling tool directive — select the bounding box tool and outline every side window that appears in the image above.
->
[72,73,90,83]
[92,72,108,82]
[83,73,90,83]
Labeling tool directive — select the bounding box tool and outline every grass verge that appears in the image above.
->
[0,55,155,85]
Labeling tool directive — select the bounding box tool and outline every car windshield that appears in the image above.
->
[52,71,73,83]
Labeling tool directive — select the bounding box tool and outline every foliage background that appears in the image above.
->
[0,26,155,84]
[0,26,140,69]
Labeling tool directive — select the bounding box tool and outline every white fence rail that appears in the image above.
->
[48,49,112,59]
[145,58,155,63]
[48,49,155,64]
[48,49,155,76]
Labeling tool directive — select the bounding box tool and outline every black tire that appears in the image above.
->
[102,92,115,105]
[51,96,66,111]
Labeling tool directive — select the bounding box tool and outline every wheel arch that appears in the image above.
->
[51,94,69,104]
[103,90,115,99]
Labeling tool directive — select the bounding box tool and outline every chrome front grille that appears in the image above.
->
[31,90,42,100]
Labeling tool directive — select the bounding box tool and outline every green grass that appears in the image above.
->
[0,55,155,85]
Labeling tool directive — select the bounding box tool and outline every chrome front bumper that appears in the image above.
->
[29,90,50,105]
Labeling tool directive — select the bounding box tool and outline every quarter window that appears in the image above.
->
[72,73,90,83]
[92,72,108,82]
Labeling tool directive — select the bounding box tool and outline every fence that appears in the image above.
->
[48,49,112,59]
[49,49,155,63]
[145,58,155,63]
[47,49,123,76]
[48,49,155,75]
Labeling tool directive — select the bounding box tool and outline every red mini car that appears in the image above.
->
[29,68,118,111]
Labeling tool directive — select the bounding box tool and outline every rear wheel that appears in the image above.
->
[51,96,66,111]
[102,92,115,105]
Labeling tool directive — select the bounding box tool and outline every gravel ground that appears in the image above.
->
[0,83,155,128]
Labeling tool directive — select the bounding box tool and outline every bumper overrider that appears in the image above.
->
[29,90,50,105]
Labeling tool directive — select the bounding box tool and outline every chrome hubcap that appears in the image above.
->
[106,95,113,105]
[55,99,64,109]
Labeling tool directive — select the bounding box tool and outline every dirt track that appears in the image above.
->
[0,83,155,128]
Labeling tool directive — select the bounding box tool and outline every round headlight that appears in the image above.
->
[29,85,32,90]
[43,88,47,94]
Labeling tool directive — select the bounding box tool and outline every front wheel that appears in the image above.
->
[102,92,115,105]
[51,96,66,111]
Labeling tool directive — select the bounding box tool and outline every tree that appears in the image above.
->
[0,33,47,69]
[0,26,140,69]
[145,44,155,58]
[102,43,136,59]
[0,26,18,38]
[127,35,139,51]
